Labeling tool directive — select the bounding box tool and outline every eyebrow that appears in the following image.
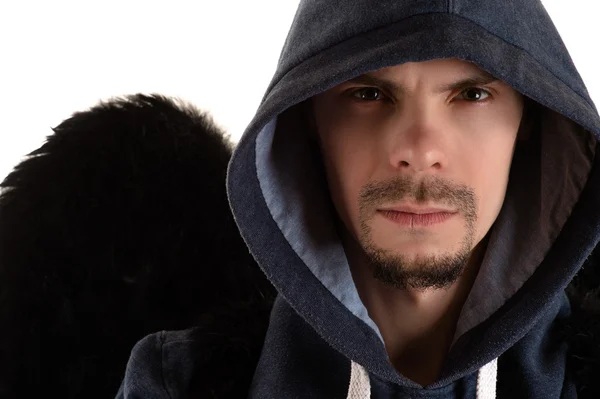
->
[345,70,499,96]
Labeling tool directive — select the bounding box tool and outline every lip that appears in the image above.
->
[377,206,457,228]
[378,204,457,215]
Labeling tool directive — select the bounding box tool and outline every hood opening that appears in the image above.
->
[255,94,596,349]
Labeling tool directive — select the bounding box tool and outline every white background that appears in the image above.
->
[0,1,598,182]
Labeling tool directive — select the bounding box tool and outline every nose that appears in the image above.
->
[388,104,448,173]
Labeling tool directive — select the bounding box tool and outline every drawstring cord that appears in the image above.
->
[347,361,371,399]
[476,358,498,399]
[346,358,498,399]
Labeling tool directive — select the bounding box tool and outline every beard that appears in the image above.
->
[357,175,478,290]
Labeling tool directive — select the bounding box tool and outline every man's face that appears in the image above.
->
[311,58,524,289]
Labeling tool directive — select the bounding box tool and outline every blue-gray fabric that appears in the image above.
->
[117,1,600,398]
[116,330,198,399]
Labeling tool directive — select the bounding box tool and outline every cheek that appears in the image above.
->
[319,132,373,235]
[471,148,512,233]
[313,98,382,234]
[462,115,521,239]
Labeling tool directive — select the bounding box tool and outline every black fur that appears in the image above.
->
[0,94,274,398]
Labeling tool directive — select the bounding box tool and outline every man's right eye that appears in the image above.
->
[351,87,386,102]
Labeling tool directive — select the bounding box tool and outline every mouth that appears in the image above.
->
[377,206,457,228]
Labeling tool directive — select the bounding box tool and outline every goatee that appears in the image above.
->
[357,175,478,290]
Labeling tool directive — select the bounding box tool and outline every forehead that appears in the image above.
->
[364,58,496,81]
[325,57,515,97]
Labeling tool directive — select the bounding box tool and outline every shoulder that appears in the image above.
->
[565,246,600,398]
[117,329,199,399]
[118,298,274,399]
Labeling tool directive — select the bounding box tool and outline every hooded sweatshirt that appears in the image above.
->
[117,1,600,398]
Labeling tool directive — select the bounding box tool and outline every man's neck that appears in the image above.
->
[345,235,488,386]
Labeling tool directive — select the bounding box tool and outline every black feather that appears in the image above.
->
[0,94,274,398]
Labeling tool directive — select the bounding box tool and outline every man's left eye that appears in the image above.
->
[457,88,491,102]
[351,87,386,102]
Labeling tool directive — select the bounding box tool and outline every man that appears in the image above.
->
[118,1,600,397]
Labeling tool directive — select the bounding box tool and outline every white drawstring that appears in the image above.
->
[476,358,498,399]
[346,358,498,399]
[347,361,371,399]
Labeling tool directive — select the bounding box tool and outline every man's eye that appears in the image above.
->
[457,88,491,102]
[351,87,386,102]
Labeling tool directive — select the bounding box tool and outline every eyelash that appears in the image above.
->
[349,87,493,103]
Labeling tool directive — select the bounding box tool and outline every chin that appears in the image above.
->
[371,235,457,254]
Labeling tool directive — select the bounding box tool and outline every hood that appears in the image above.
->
[227,0,600,390]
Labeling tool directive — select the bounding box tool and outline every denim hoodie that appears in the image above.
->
[118,1,600,398]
